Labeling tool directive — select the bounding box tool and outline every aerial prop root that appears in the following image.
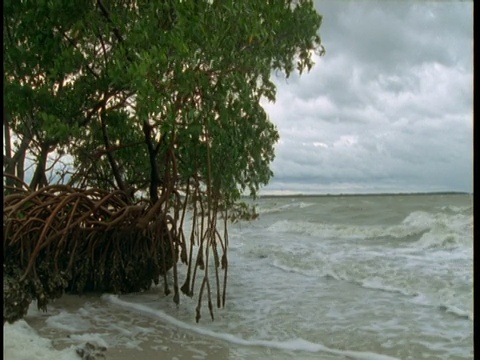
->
[3,179,177,323]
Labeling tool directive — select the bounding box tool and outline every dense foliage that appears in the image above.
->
[4,0,324,320]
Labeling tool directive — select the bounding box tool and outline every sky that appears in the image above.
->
[260,0,473,195]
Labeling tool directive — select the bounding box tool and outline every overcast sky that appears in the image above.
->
[260,0,473,195]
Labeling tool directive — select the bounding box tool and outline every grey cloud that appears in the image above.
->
[316,1,472,72]
[260,0,473,194]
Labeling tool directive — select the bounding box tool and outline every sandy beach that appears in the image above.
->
[4,292,346,360]
[4,294,232,360]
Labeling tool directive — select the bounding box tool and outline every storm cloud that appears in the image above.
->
[260,0,473,194]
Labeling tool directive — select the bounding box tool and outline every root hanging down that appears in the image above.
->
[3,176,229,324]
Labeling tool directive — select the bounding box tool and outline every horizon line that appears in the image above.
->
[253,191,472,198]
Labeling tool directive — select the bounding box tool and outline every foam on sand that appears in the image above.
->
[104,294,400,360]
[3,320,79,360]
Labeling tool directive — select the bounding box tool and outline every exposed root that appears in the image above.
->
[3,176,230,323]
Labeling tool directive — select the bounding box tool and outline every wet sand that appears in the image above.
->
[8,294,233,360]
[5,294,342,360]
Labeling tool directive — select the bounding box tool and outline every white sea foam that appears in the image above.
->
[45,311,92,332]
[413,230,462,249]
[439,205,472,213]
[271,256,417,297]
[411,292,473,321]
[263,209,472,251]
[3,320,79,360]
[266,219,424,242]
[103,295,400,360]
[270,259,322,278]
[408,213,472,249]
[439,305,472,320]
[360,277,415,297]
[67,333,109,349]
[256,201,315,215]
[266,241,472,323]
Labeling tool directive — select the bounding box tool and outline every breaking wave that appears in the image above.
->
[265,210,472,249]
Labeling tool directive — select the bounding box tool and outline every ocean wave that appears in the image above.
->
[412,231,467,249]
[438,305,473,321]
[103,295,400,360]
[402,211,472,231]
[263,210,472,250]
[269,257,472,322]
[256,201,315,215]
[407,213,472,249]
[410,293,473,322]
[271,260,340,280]
[360,277,416,297]
[439,205,472,214]
[271,260,416,297]
[266,219,425,242]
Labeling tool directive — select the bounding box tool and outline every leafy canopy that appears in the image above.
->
[4,0,324,204]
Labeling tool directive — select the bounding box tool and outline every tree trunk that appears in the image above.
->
[29,144,50,190]
[4,117,30,190]
[100,108,130,199]
[143,121,161,203]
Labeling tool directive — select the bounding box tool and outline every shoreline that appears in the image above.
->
[4,294,233,360]
[4,318,232,360]
[3,294,350,360]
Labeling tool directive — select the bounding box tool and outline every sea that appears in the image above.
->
[4,193,474,360]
